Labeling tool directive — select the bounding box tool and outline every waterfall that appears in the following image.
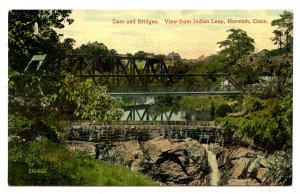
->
[203,144,219,186]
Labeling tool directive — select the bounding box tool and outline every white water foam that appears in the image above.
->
[203,144,219,186]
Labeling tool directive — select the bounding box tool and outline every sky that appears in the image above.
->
[56,10,287,59]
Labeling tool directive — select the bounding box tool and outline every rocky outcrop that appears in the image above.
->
[109,137,210,185]
[67,141,95,156]
[68,137,210,185]
[209,145,292,186]
[66,139,292,186]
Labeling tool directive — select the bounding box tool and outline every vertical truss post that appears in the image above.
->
[145,59,150,91]
[130,59,133,86]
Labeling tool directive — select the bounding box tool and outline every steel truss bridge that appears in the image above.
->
[24,54,259,97]
[123,104,177,122]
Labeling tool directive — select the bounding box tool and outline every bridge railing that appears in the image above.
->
[66,120,216,127]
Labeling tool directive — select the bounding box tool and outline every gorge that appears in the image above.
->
[66,135,291,186]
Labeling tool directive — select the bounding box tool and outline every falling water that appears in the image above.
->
[203,144,219,186]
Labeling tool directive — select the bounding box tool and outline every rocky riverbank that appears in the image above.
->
[210,144,292,185]
[66,137,292,186]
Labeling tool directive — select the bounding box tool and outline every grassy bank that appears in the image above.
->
[8,138,157,186]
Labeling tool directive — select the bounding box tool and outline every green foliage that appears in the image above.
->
[216,104,232,117]
[74,41,109,55]
[235,48,292,93]
[8,113,32,133]
[55,75,124,122]
[73,41,119,72]
[8,114,59,143]
[218,29,255,65]
[196,54,228,74]
[8,74,123,143]
[271,11,293,51]
[216,29,256,84]
[8,10,74,72]
[8,138,156,186]
[8,73,63,141]
[179,96,235,114]
[215,94,292,150]
[10,75,123,121]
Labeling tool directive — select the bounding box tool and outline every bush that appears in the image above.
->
[215,94,292,151]
[216,104,232,117]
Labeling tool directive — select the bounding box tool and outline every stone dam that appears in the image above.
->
[67,124,234,145]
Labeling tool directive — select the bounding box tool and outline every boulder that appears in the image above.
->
[184,138,207,163]
[258,157,269,168]
[159,160,188,181]
[231,157,251,179]
[230,147,256,159]
[141,137,209,185]
[67,141,95,156]
[209,144,223,156]
[143,137,185,163]
[113,141,143,165]
[247,158,260,176]
[256,168,269,183]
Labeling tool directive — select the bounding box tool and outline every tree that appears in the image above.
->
[272,30,284,49]
[271,11,293,51]
[217,29,255,65]
[217,29,256,84]
[74,41,118,72]
[215,94,292,151]
[8,10,74,72]
[8,11,123,142]
[74,41,109,55]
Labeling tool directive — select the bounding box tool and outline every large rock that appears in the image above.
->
[107,141,146,172]
[258,157,269,168]
[230,147,256,159]
[247,158,260,177]
[159,160,189,181]
[256,168,269,183]
[223,147,292,186]
[231,157,251,179]
[188,178,209,186]
[141,137,209,184]
[184,139,207,163]
[143,137,185,163]
[96,137,210,185]
[113,141,143,167]
[67,141,96,156]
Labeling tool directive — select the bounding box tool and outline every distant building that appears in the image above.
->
[167,52,181,62]
[221,78,231,86]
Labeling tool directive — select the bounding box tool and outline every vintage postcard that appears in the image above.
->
[8,10,292,186]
